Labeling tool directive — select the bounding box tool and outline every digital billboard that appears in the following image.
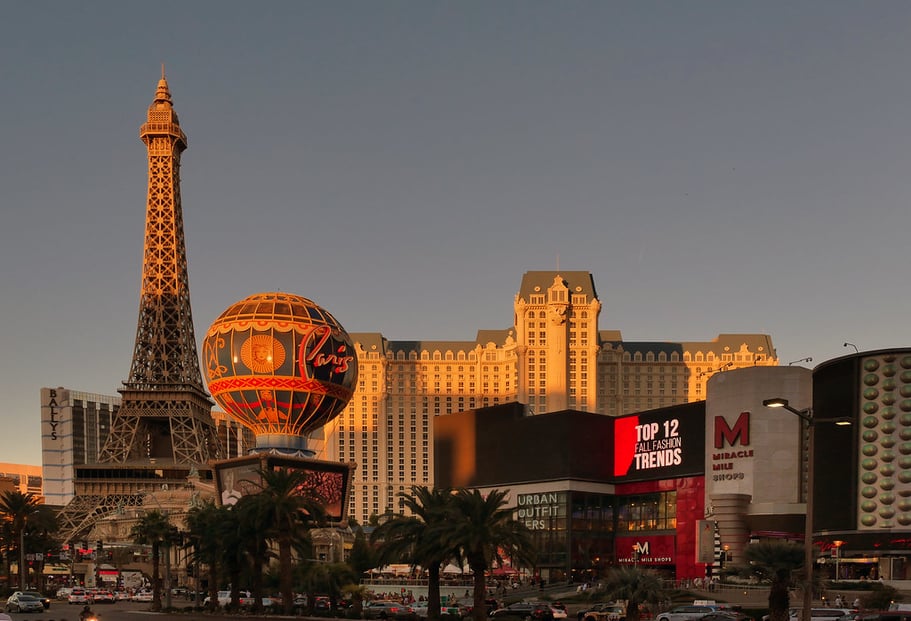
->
[613,407,705,482]
[215,454,355,523]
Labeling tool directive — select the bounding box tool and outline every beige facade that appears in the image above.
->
[321,270,778,525]
[0,463,43,497]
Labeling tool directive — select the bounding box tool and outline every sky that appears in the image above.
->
[3,2,911,466]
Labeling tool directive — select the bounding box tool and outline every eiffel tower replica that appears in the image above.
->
[58,71,223,542]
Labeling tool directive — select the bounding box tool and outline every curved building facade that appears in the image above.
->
[813,349,911,581]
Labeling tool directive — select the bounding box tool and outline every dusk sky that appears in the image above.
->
[4,2,911,465]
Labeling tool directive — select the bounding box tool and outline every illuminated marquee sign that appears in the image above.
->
[516,491,566,531]
[613,409,705,481]
[616,535,675,564]
[710,412,753,485]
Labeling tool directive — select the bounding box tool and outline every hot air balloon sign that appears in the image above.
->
[203,292,358,453]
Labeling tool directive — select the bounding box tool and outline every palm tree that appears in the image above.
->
[372,486,457,621]
[600,566,665,621]
[234,494,271,612]
[186,500,223,610]
[23,504,58,592]
[342,582,371,618]
[299,561,357,613]
[348,525,377,576]
[445,489,536,621]
[249,468,329,614]
[0,491,41,590]
[743,540,806,621]
[215,506,247,611]
[130,509,177,612]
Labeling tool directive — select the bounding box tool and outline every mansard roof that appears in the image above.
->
[517,271,598,301]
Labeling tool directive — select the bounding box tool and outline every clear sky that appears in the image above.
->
[3,2,911,466]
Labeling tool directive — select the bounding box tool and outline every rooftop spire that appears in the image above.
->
[154,64,172,106]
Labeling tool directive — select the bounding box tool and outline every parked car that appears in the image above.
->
[55,587,72,601]
[11,592,49,610]
[490,602,555,621]
[410,602,432,618]
[457,598,499,617]
[364,600,417,620]
[6,593,46,613]
[579,602,626,621]
[787,609,859,621]
[701,613,753,621]
[655,605,718,621]
[551,603,569,620]
[132,590,154,603]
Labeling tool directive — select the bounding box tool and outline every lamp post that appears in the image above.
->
[763,398,817,621]
[832,540,844,582]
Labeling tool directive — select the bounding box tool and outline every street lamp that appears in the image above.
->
[832,540,845,582]
[763,397,815,621]
[762,398,851,621]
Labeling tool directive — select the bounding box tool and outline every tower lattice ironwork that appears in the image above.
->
[97,71,220,465]
[58,72,222,542]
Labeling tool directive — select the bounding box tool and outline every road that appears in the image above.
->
[1,597,220,621]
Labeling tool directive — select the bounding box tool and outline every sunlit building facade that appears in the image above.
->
[322,270,778,525]
[0,463,44,497]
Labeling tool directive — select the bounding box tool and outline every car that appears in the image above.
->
[788,609,859,621]
[93,590,115,604]
[132,590,154,603]
[700,613,753,621]
[551,603,568,620]
[114,591,131,601]
[364,600,417,620]
[580,603,626,621]
[56,587,72,601]
[68,589,90,605]
[11,592,49,610]
[456,598,499,617]
[655,606,718,621]
[6,593,46,613]
[490,602,555,621]
[410,602,431,618]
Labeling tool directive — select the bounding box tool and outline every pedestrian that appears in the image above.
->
[853,598,861,609]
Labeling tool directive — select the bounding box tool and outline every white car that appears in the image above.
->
[68,589,90,605]
[655,606,718,621]
[132,591,154,603]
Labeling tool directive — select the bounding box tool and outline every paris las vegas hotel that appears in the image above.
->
[327,270,776,525]
[43,270,775,524]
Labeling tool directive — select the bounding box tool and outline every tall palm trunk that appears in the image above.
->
[426,564,443,621]
[470,561,486,621]
[150,541,162,612]
[206,563,218,611]
[279,534,293,614]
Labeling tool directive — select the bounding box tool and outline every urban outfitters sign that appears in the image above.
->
[516,491,566,531]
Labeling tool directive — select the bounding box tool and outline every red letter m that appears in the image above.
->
[714,412,750,449]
